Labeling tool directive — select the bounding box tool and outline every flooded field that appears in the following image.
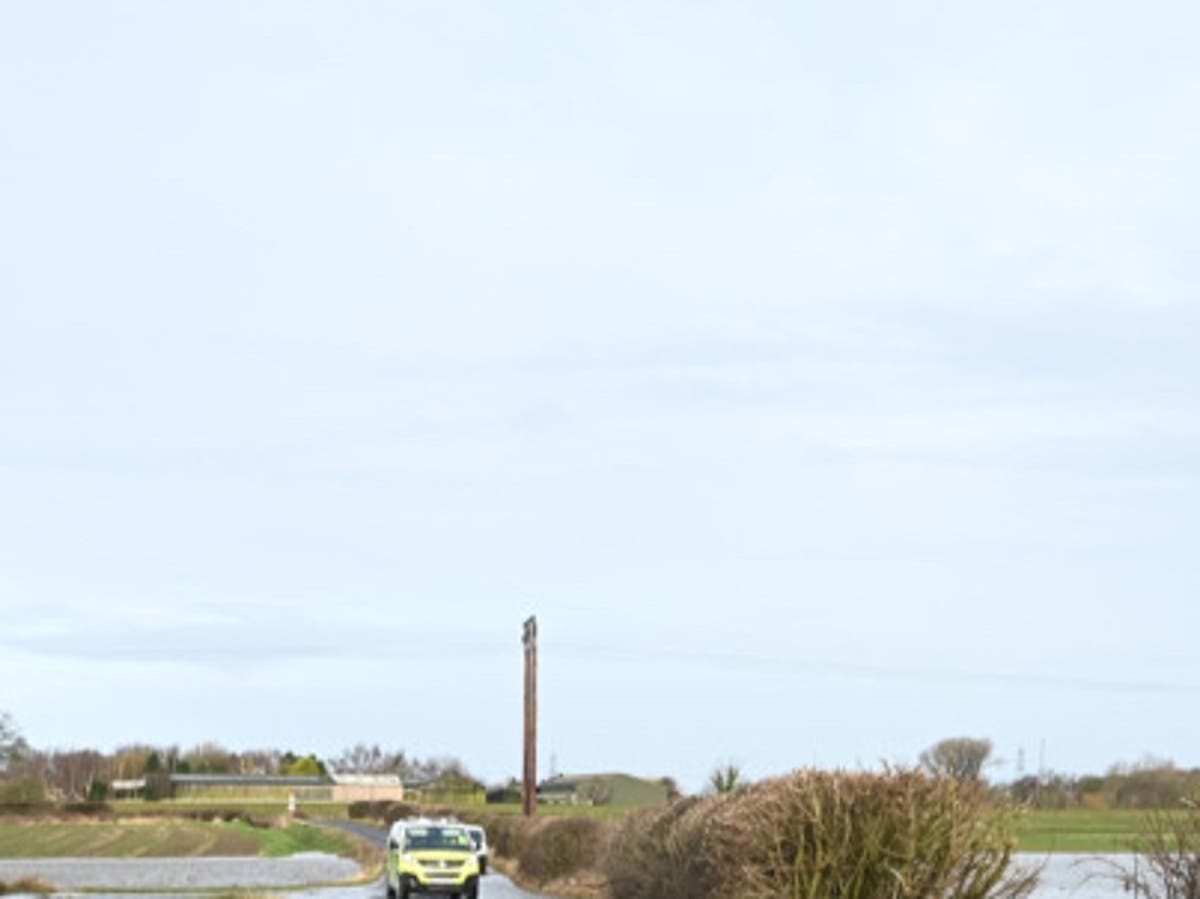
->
[1023,854,1138,898]
[0,852,1148,898]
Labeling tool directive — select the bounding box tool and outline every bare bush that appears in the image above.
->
[0,876,55,895]
[0,713,27,773]
[605,769,1036,899]
[921,737,994,782]
[603,796,720,899]
[518,817,607,883]
[1122,802,1200,898]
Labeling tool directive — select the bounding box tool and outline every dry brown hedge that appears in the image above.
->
[347,800,419,821]
[517,817,607,883]
[0,877,54,895]
[604,770,1037,899]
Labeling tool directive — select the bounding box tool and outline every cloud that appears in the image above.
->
[0,600,507,665]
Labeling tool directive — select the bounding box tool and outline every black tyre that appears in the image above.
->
[465,876,480,899]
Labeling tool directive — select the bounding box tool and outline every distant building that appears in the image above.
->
[403,772,486,806]
[102,772,405,803]
[330,772,405,802]
[110,778,147,799]
[537,773,670,807]
[169,773,331,801]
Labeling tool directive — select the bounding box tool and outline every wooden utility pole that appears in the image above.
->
[522,615,538,817]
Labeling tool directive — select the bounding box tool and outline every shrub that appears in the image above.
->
[605,770,1037,899]
[603,796,719,899]
[60,801,112,816]
[1123,802,1200,898]
[0,778,45,804]
[347,800,417,821]
[477,814,533,859]
[518,817,606,883]
[175,807,270,828]
[0,802,45,816]
[0,877,55,895]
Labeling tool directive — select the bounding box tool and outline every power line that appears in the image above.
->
[549,641,1200,697]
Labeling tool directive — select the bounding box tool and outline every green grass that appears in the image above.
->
[1014,809,1178,853]
[230,821,356,857]
[0,820,356,859]
[110,800,353,819]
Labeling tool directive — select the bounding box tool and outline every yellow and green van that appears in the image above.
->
[386,820,481,899]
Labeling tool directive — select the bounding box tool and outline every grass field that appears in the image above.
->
[0,819,356,859]
[111,800,344,818]
[1015,809,1174,853]
[471,801,632,821]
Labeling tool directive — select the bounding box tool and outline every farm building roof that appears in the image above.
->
[168,774,330,787]
[330,773,403,786]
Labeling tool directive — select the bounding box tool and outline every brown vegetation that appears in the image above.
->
[463,770,1036,899]
[0,877,54,895]
[1122,802,1200,898]
[1008,758,1200,810]
[605,769,1036,899]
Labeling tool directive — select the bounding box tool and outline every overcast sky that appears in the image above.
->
[1,1,1198,792]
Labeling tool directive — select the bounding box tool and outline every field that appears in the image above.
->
[467,801,631,821]
[1015,809,1171,853]
[112,800,335,818]
[0,819,356,859]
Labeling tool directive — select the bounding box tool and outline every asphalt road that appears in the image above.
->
[316,819,556,899]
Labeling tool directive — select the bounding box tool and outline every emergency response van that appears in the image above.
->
[385,818,481,899]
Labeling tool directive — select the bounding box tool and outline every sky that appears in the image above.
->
[1,1,1198,793]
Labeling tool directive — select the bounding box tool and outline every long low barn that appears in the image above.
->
[110,773,405,802]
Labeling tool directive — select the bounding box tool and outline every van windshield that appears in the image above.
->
[403,826,472,852]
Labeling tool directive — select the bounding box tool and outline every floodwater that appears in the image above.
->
[1022,854,1139,898]
[0,855,550,898]
[0,852,1145,898]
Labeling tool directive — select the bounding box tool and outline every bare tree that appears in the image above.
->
[109,745,161,780]
[920,737,994,782]
[24,749,106,800]
[0,712,28,773]
[330,744,411,775]
[659,776,683,801]
[181,742,236,774]
[238,749,283,775]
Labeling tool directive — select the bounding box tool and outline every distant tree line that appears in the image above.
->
[1006,756,1200,810]
[0,711,476,803]
[5,711,1197,813]
[917,736,1200,811]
